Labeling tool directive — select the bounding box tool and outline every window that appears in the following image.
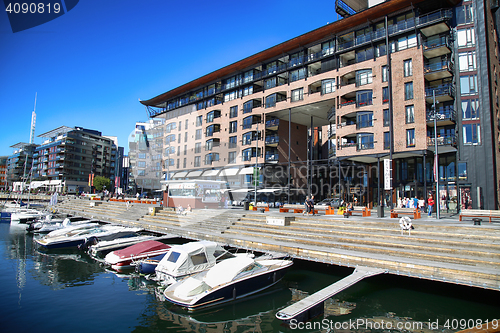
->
[184,145,187,155]
[243,101,253,114]
[204,153,219,165]
[206,124,220,137]
[289,68,306,82]
[178,121,182,131]
[243,70,253,83]
[404,82,413,100]
[457,27,475,48]
[462,99,479,119]
[224,91,236,102]
[456,4,474,25]
[463,123,481,144]
[265,94,276,108]
[355,46,374,63]
[384,132,390,150]
[404,59,412,77]
[356,69,372,86]
[229,121,237,133]
[185,119,189,130]
[382,65,388,82]
[228,152,237,164]
[356,90,373,107]
[194,156,200,167]
[322,40,335,56]
[205,139,216,151]
[184,132,188,142]
[397,34,417,51]
[206,110,220,123]
[165,146,175,155]
[356,111,373,129]
[165,134,176,144]
[458,162,467,180]
[195,142,201,154]
[459,51,476,72]
[460,75,478,95]
[183,158,186,168]
[243,116,254,129]
[382,87,389,104]
[383,109,390,126]
[265,77,276,89]
[177,146,180,156]
[406,129,415,147]
[229,106,238,118]
[178,133,181,143]
[405,105,415,124]
[196,115,203,127]
[291,88,304,102]
[195,129,202,140]
[357,133,374,150]
[176,159,179,168]
[322,79,335,94]
[242,132,256,145]
[137,161,146,168]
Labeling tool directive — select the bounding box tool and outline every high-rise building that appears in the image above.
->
[140,0,499,210]
[32,126,119,193]
[0,156,8,191]
[6,143,37,190]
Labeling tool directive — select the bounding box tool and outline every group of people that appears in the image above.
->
[397,194,436,217]
[176,204,192,215]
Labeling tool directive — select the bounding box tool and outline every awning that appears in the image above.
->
[172,171,188,178]
[257,189,280,193]
[229,189,253,193]
[186,170,203,177]
[238,167,257,175]
[202,169,220,177]
[219,168,239,176]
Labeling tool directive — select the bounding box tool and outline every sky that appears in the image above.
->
[0,0,340,157]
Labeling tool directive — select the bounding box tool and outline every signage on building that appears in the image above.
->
[384,159,392,190]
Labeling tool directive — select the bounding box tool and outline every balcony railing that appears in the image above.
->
[340,142,357,149]
[424,61,453,74]
[265,135,279,145]
[423,35,451,50]
[266,119,279,128]
[265,154,279,162]
[357,141,375,151]
[426,106,456,121]
[427,135,457,146]
[425,84,455,98]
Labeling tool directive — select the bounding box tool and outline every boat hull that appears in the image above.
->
[166,263,292,310]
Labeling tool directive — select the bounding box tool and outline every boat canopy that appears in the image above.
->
[204,256,255,287]
[156,241,226,278]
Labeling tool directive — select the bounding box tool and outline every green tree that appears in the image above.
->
[93,175,111,192]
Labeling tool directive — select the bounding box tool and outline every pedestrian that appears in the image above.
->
[427,194,434,217]
[418,197,425,214]
[309,195,315,216]
[303,196,310,215]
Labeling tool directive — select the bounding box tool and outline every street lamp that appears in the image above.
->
[432,90,440,220]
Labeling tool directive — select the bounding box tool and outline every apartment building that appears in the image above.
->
[141,0,499,210]
[31,126,119,193]
[0,156,8,191]
[6,143,37,189]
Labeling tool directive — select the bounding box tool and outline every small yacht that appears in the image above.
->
[104,240,171,272]
[163,256,293,310]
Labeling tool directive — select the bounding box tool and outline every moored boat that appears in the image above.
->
[163,256,293,310]
[88,234,159,257]
[35,224,142,250]
[104,240,171,272]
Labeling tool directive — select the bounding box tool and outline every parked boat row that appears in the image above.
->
[9,209,293,311]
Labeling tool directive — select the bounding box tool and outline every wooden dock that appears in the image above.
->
[275,266,387,323]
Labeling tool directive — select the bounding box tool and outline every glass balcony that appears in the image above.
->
[265,153,279,162]
[425,84,455,103]
[426,106,456,123]
[265,135,279,145]
[427,135,457,146]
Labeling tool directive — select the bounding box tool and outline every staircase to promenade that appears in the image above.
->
[54,198,500,291]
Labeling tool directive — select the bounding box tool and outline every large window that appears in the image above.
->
[406,129,415,147]
[229,121,237,133]
[383,109,390,126]
[404,59,413,77]
[195,129,202,140]
[229,106,238,118]
[265,94,276,108]
[228,152,237,164]
[356,111,373,129]
[289,68,306,82]
[229,136,237,149]
[456,3,474,25]
[322,40,335,56]
[242,132,254,145]
[461,99,479,119]
[357,133,374,150]
[459,51,476,72]
[322,79,335,94]
[356,69,372,86]
[404,82,413,100]
[243,116,255,129]
[457,27,475,48]
[460,75,478,95]
[463,123,481,144]
[194,156,200,167]
[206,110,220,123]
[356,90,373,107]
[382,66,388,82]
[195,142,201,154]
[397,34,417,51]
[205,124,220,137]
[384,132,390,150]
[291,88,304,102]
[382,87,389,104]
[405,105,415,124]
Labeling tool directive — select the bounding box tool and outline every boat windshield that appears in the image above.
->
[167,251,181,263]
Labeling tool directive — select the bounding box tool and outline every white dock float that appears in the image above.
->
[276,266,387,323]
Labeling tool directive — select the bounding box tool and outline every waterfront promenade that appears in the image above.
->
[53,197,500,291]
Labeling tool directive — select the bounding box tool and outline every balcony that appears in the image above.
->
[265,135,279,146]
[427,135,457,146]
[425,84,455,103]
[265,153,279,162]
[328,147,336,158]
[424,61,453,81]
[423,36,452,59]
[265,119,279,130]
[418,9,452,37]
[426,106,456,126]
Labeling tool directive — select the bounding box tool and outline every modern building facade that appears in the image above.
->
[141,0,499,210]
[31,126,120,193]
[0,156,8,191]
[127,119,164,196]
[6,143,37,190]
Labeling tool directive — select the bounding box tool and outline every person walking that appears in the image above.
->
[308,195,315,216]
[427,194,435,217]
[303,196,310,216]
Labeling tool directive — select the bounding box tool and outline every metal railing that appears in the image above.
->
[265,135,279,144]
[426,106,456,121]
[425,84,455,98]
[427,135,457,146]
[424,61,453,74]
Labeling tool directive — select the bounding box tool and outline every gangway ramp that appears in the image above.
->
[276,266,387,323]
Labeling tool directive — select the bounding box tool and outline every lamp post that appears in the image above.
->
[254,121,259,206]
[432,90,440,219]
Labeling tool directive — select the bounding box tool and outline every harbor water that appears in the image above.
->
[1,218,499,333]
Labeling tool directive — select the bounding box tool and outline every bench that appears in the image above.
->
[459,209,500,223]
[390,207,421,219]
[345,206,371,217]
[279,204,306,214]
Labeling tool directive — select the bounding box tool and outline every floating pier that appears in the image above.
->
[276,266,387,323]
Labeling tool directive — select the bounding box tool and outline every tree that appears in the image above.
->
[93,176,111,192]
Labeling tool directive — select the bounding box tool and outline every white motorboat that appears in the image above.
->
[28,216,99,234]
[35,224,143,250]
[10,208,50,228]
[163,256,293,310]
[154,241,250,286]
[88,234,159,257]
